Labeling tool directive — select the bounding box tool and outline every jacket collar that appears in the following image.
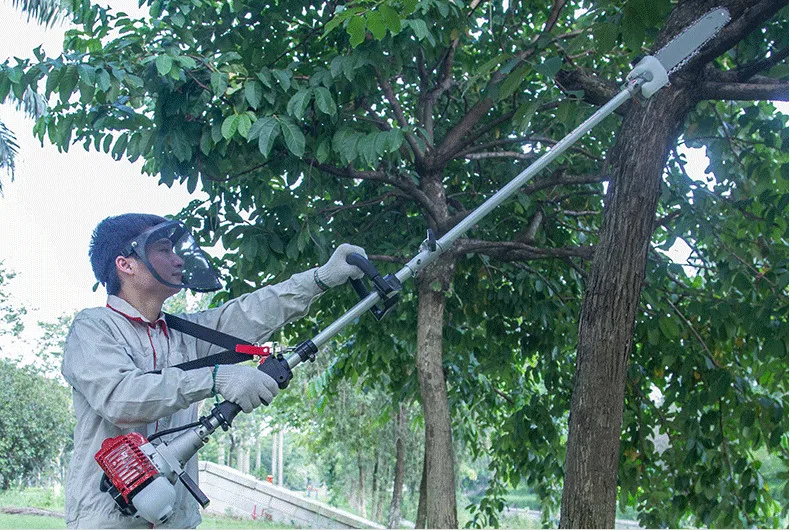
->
[106,295,169,336]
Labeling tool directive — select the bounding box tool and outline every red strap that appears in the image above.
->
[235,344,272,357]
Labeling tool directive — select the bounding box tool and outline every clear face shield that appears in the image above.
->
[123,221,222,292]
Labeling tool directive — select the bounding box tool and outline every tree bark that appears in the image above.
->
[416,255,458,529]
[560,68,695,530]
[372,452,380,521]
[388,404,406,528]
[359,455,367,518]
[416,457,427,529]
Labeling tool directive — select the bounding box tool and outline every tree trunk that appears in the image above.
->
[416,256,458,528]
[271,431,277,481]
[415,456,427,529]
[228,434,236,469]
[359,456,367,518]
[388,404,407,528]
[560,83,694,527]
[278,431,283,487]
[372,452,380,521]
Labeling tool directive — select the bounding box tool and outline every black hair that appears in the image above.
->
[89,213,168,295]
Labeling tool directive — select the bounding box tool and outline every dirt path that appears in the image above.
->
[0,506,64,518]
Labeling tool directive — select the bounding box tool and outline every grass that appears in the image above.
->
[0,487,292,529]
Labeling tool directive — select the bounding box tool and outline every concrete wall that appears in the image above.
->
[198,461,385,529]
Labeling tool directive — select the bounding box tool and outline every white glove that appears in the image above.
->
[315,243,368,290]
[213,365,279,413]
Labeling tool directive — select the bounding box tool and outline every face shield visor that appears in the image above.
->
[123,220,222,292]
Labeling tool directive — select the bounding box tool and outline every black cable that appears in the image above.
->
[148,421,202,442]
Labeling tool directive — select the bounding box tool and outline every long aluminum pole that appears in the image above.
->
[288,79,643,367]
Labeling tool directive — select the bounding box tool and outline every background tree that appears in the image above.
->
[0,262,27,339]
[0,358,74,490]
[0,0,65,187]
[1,0,786,527]
[558,1,787,526]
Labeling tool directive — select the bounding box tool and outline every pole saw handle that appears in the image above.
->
[212,353,297,426]
[345,253,403,321]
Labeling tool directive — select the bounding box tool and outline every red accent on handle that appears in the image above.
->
[235,344,271,356]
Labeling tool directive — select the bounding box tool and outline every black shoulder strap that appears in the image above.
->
[162,313,253,371]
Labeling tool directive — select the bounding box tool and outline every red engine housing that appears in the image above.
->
[95,432,159,503]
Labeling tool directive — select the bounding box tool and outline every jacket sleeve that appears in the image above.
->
[61,315,214,427]
[184,268,325,359]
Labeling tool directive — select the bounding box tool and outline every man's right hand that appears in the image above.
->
[213,365,279,413]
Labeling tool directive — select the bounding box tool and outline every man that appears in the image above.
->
[61,213,367,528]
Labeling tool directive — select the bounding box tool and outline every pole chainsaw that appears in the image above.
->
[94,8,730,525]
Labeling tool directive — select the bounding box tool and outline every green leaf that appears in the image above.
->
[313,87,336,116]
[534,56,563,79]
[269,234,284,254]
[171,11,186,27]
[155,55,173,76]
[77,64,95,85]
[407,19,434,45]
[333,128,359,163]
[111,132,128,160]
[244,80,263,109]
[271,69,291,91]
[221,114,239,140]
[58,65,78,103]
[211,71,229,97]
[96,68,111,92]
[286,89,311,120]
[316,137,331,163]
[186,173,198,193]
[257,68,273,88]
[250,116,279,157]
[200,130,212,156]
[499,64,531,101]
[358,133,378,167]
[385,129,404,153]
[175,55,197,69]
[322,8,355,38]
[621,5,646,50]
[593,22,619,52]
[373,131,389,157]
[277,117,305,157]
[237,113,252,139]
[366,11,387,40]
[347,15,367,47]
[45,66,62,95]
[379,5,402,34]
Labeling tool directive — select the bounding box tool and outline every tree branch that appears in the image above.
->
[544,0,566,33]
[304,158,441,228]
[464,151,538,161]
[698,79,788,101]
[729,46,788,81]
[373,67,426,163]
[318,191,405,217]
[453,238,595,261]
[444,171,606,228]
[554,68,624,110]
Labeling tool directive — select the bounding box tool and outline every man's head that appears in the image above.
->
[90,213,221,296]
[90,213,168,295]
